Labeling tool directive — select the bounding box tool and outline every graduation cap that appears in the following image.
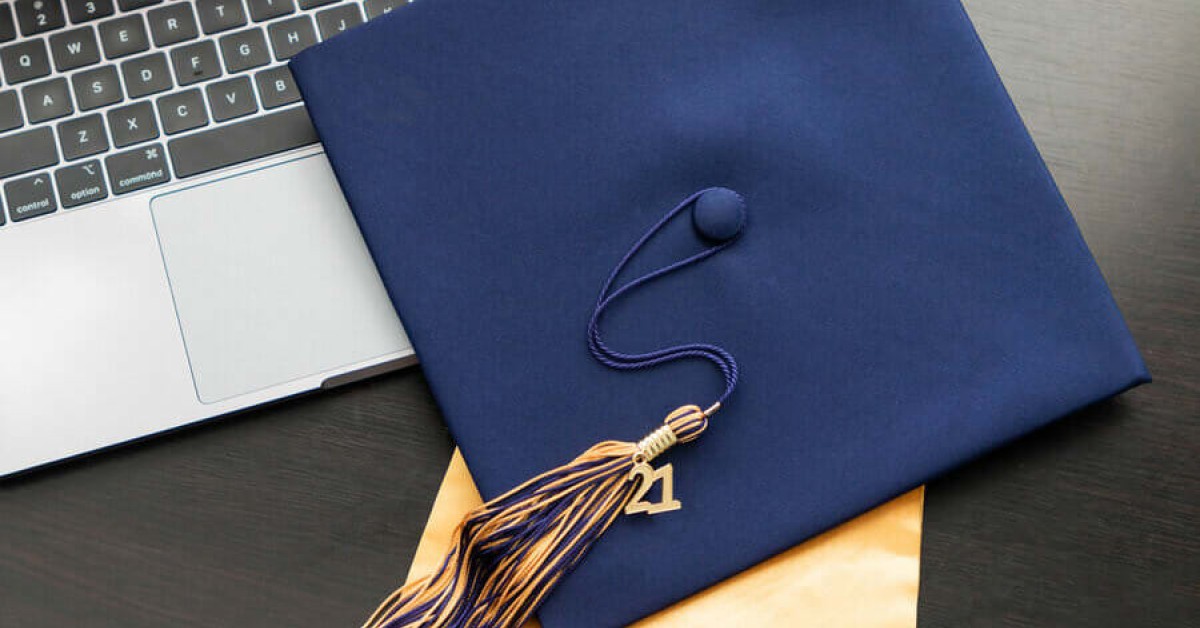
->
[291,1,1148,626]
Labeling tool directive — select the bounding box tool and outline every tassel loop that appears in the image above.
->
[661,404,710,445]
[632,403,710,464]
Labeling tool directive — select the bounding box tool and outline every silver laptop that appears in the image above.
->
[0,0,417,477]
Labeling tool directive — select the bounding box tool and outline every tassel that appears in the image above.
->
[364,187,746,627]
[363,404,711,628]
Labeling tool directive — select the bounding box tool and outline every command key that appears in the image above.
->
[106,144,171,195]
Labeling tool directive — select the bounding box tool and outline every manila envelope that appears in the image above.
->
[403,449,923,627]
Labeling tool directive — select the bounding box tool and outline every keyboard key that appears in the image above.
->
[195,0,246,35]
[14,0,65,36]
[254,65,298,109]
[364,0,402,20]
[57,113,109,160]
[169,106,316,177]
[157,88,207,134]
[49,26,100,72]
[55,159,107,208]
[0,127,57,179]
[147,2,197,47]
[1,39,51,84]
[71,64,122,110]
[5,172,57,221]
[0,4,16,42]
[205,75,255,121]
[64,0,113,24]
[298,0,335,9]
[0,90,22,131]
[107,143,168,194]
[120,52,171,98]
[98,14,149,59]
[106,100,158,147]
[247,0,292,22]
[219,27,268,73]
[315,2,361,41]
[171,40,221,85]
[22,77,73,123]
[267,14,314,60]
[116,0,160,10]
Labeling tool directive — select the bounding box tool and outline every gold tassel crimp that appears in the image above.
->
[634,423,679,465]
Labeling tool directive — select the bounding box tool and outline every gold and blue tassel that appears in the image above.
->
[363,188,745,628]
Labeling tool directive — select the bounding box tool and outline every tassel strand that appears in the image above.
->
[364,405,709,628]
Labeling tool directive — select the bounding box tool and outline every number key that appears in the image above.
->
[247,0,292,23]
[0,4,16,42]
[116,0,160,10]
[14,0,65,36]
[64,0,113,24]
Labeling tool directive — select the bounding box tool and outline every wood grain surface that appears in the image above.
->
[0,372,455,627]
[2,1,1197,627]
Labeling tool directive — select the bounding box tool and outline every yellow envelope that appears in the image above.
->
[405,450,923,627]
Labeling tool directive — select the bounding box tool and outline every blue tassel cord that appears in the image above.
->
[363,189,743,628]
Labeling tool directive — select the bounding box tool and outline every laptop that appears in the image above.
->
[0,0,416,477]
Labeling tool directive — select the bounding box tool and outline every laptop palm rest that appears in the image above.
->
[151,154,410,403]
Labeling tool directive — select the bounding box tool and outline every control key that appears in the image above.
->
[4,172,58,222]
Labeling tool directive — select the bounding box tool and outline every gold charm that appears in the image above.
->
[625,462,682,515]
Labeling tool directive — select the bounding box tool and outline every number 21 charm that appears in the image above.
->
[625,461,682,515]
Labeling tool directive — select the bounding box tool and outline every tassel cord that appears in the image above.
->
[587,188,740,405]
[364,189,742,628]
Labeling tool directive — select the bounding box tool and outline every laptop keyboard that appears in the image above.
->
[0,0,403,226]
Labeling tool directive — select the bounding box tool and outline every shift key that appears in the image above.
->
[0,127,59,179]
[107,144,171,195]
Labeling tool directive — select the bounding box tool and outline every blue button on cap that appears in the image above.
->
[692,187,746,241]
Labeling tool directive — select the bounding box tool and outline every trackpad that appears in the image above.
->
[151,155,410,403]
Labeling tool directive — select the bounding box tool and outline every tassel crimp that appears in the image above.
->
[634,423,678,464]
[625,405,712,517]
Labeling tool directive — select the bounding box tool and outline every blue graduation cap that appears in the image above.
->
[291,1,1148,626]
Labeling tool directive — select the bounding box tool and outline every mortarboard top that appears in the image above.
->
[291,1,1149,625]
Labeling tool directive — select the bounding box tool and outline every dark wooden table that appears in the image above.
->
[3,2,1197,626]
